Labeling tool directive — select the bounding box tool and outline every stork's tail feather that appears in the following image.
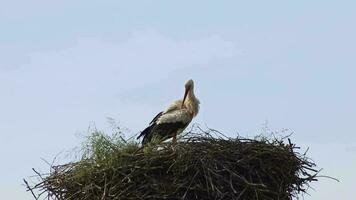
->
[137,126,150,139]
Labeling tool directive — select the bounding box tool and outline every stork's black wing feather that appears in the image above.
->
[152,122,187,138]
[138,110,192,145]
[137,111,163,140]
[149,111,163,125]
[140,121,188,145]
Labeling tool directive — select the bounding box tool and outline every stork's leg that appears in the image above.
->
[170,133,178,151]
[172,133,177,145]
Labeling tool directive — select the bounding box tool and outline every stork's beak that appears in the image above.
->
[182,87,189,108]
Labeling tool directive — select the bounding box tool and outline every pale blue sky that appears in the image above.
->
[1,1,355,199]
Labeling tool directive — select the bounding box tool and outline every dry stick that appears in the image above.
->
[101,177,108,200]
[23,179,39,200]
[182,170,199,199]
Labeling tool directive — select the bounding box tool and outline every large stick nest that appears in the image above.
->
[25,128,318,200]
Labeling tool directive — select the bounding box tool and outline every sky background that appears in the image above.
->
[1,1,355,199]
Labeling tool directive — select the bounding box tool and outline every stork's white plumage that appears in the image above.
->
[137,79,200,145]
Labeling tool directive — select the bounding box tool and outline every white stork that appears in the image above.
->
[137,79,200,145]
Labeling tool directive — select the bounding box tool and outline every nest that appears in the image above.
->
[25,128,318,200]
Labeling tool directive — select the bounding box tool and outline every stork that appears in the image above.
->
[137,79,200,145]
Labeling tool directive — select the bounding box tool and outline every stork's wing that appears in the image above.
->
[156,109,192,124]
[163,99,182,113]
[149,99,182,125]
[138,99,188,143]
[137,111,163,140]
[144,109,191,144]
[149,111,163,125]
[139,109,192,144]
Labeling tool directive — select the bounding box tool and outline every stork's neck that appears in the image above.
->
[188,89,196,100]
[185,89,200,117]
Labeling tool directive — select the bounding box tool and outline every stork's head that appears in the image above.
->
[182,79,194,108]
[185,79,194,90]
